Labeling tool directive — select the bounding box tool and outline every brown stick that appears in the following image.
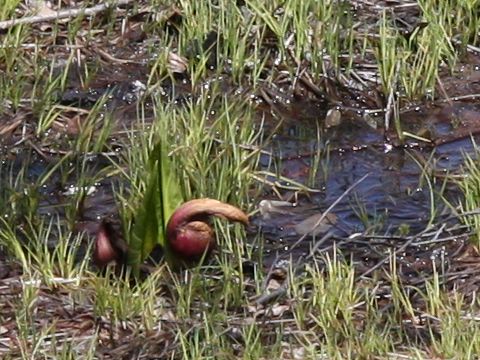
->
[0,0,135,30]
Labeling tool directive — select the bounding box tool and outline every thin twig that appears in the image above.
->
[360,223,447,278]
[0,0,135,30]
[280,173,370,260]
[255,286,288,306]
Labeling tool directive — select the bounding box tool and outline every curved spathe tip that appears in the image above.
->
[166,198,249,260]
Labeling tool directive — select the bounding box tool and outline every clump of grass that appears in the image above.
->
[0,0,21,21]
[91,266,168,330]
[459,149,480,246]
[0,215,89,282]
[287,249,480,358]
[165,94,261,205]
[375,1,479,101]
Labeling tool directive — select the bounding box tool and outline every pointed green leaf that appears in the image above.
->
[128,163,161,276]
[127,138,184,275]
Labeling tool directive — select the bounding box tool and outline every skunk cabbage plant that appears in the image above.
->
[94,140,248,276]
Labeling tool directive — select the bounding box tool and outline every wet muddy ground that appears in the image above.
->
[3,55,480,288]
[4,60,480,357]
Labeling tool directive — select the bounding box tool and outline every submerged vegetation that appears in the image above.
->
[1,0,480,358]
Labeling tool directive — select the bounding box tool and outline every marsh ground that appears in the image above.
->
[2,1,480,358]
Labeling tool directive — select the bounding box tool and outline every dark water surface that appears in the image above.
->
[254,101,480,264]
